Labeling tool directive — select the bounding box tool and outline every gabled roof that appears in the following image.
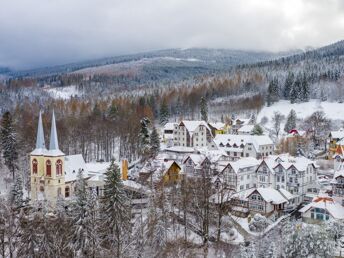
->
[163,122,177,131]
[214,134,273,152]
[248,188,289,205]
[179,120,212,137]
[65,154,88,182]
[238,124,255,133]
[257,154,316,174]
[209,122,226,130]
[299,197,344,220]
[222,157,260,174]
[183,154,208,166]
[330,129,344,139]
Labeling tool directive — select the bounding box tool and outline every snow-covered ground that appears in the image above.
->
[45,85,81,99]
[257,99,344,129]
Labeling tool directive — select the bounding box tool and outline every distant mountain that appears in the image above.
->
[7,48,299,78]
[0,66,11,74]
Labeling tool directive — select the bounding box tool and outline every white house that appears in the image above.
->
[247,187,293,216]
[255,154,318,206]
[237,124,255,135]
[331,169,344,199]
[216,157,260,191]
[173,120,215,148]
[299,197,344,222]
[214,134,274,161]
[183,154,211,176]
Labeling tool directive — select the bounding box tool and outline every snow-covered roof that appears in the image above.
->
[234,118,251,126]
[258,154,317,174]
[214,134,273,152]
[183,154,207,166]
[333,169,344,181]
[237,124,255,134]
[250,188,289,205]
[164,146,196,153]
[64,154,88,182]
[299,197,344,220]
[30,148,49,156]
[222,157,260,174]
[330,129,344,139]
[197,148,229,163]
[209,122,226,130]
[180,120,212,137]
[86,162,111,175]
[164,122,177,131]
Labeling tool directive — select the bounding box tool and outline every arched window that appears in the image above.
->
[65,186,70,198]
[56,159,63,176]
[32,159,38,174]
[46,160,51,177]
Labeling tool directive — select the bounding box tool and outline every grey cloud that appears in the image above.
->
[0,0,343,69]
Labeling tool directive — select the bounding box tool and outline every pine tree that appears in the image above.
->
[70,170,99,257]
[267,78,279,106]
[251,124,264,135]
[100,160,131,258]
[9,175,23,209]
[284,109,297,133]
[159,101,169,125]
[139,117,151,159]
[283,72,294,99]
[150,126,160,158]
[0,111,18,180]
[301,72,310,102]
[200,97,208,121]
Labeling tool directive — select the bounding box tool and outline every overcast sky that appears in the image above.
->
[1,0,344,69]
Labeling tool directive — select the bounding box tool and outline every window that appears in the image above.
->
[57,187,62,197]
[246,184,249,189]
[65,186,70,198]
[247,174,250,179]
[56,159,63,176]
[246,153,249,157]
[310,208,330,221]
[32,159,38,174]
[240,185,244,190]
[46,160,52,177]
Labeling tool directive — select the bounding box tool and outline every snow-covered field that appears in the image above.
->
[45,85,81,99]
[257,100,344,128]
[258,100,344,121]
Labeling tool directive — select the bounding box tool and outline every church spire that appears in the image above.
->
[49,110,59,150]
[35,111,46,149]
[48,110,64,156]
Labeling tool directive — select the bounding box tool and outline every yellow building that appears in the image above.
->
[328,130,344,159]
[30,111,66,203]
[162,161,181,184]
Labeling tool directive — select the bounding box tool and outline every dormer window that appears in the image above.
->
[46,160,52,177]
[32,159,38,174]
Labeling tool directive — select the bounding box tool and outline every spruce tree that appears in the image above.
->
[70,170,99,257]
[159,101,169,125]
[200,97,208,121]
[101,160,131,258]
[251,124,264,135]
[284,109,297,133]
[301,72,310,102]
[139,117,151,159]
[9,175,24,209]
[0,111,18,180]
[283,72,294,99]
[150,126,160,158]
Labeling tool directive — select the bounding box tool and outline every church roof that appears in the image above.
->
[47,111,64,156]
[31,111,48,156]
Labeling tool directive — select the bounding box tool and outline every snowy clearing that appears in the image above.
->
[45,85,81,99]
[257,99,344,127]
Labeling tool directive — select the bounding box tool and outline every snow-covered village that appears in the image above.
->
[1,1,344,257]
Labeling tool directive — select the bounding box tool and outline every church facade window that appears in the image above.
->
[56,159,63,176]
[32,159,38,174]
[46,160,52,177]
